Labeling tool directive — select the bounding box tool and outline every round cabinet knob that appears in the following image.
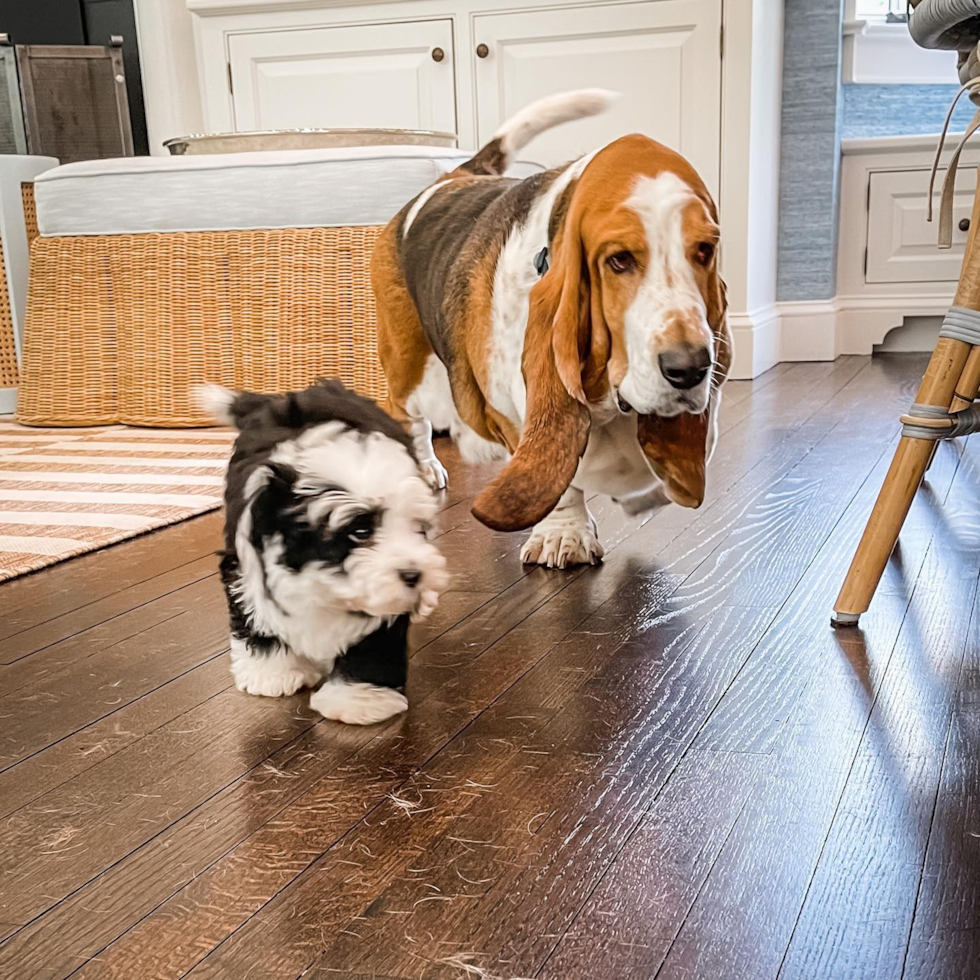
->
[960,217,971,233]
[476,43,489,59]
[431,47,445,62]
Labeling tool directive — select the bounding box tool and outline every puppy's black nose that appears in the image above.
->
[658,346,711,390]
[399,569,422,588]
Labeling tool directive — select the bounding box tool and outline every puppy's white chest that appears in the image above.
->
[280,610,374,668]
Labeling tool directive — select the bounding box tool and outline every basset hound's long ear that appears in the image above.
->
[471,198,595,532]
[637,273,730,509]
[637,410,708,509]
[707,274,732,385]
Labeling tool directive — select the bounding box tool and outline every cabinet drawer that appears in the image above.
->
[866,168,974,284]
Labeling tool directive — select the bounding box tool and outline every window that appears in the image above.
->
[855,0,907,19]
[845,0,956,84]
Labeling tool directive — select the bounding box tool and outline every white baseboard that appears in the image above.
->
[772,293,954,366]
[834,294,950,355]
[0,388,16,415]
[729,305,780,380]
[778,300,839,361]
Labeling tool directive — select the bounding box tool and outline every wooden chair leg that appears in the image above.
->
[833,435,948,624]
[833,165,980,626]
[833,338,980,625]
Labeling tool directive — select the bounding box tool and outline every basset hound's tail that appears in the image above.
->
[460,89,620,176]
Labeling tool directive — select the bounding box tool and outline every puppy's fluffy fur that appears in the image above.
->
[200,380,448,726]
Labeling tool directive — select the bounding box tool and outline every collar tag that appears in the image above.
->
[533,246,550,277]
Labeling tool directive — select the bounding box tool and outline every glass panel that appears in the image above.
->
[856,0,906,16]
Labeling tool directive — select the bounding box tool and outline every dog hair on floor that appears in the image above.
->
[199,379,448,726]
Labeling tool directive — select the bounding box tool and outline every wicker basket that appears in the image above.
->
[16,194,387,426]
[0,233,17,389]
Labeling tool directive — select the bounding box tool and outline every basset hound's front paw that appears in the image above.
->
[520,521,603,568]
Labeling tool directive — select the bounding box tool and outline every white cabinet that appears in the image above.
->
[866,167,974,284]
[835,136,980,356]
[228,20,456,133]
[194,0,722,190]
[473,0,721,186]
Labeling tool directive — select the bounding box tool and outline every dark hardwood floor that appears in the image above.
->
[1,354,978,980]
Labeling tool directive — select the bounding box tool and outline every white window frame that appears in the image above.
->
[843,0,959,83]
[854,0,905,18]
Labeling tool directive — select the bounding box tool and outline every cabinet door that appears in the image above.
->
[228,20,456,134]
[866,168,975,283]
[473,1,721,191]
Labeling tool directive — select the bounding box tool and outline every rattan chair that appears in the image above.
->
[834,0,980,625]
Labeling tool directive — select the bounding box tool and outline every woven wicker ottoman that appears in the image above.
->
[0,155,58,415]
[16,147,538,427]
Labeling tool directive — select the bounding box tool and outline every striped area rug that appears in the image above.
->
[0,419,235,582]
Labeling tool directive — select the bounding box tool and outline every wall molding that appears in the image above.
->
[729,305,781,380]
[771,293,952,368]
[778,299,840,363]
[727,295,951,379]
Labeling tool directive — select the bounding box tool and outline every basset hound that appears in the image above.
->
[371,90,732,568]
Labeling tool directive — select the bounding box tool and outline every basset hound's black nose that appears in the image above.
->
[658,346,711,390]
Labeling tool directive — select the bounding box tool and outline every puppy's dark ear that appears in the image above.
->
[249,462,299,552]
[264,461,297,490]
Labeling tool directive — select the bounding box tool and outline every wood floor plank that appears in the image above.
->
[1,555,219,666]
[0,512,223,640]
[0,578,229,770]
[539,751,771,980]
[1,561,221,690]
[897,533,980,980]
[0,657,232,820]
[901,706,980,980]
[0,683,319,927]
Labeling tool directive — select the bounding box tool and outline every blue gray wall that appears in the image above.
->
[776,0,846,302]
[841,83,974,138]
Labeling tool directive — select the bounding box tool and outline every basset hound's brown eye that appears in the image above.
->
[607,251,636,274]
[695,242,715,266]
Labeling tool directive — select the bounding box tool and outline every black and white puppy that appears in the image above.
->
[200,380,448,726]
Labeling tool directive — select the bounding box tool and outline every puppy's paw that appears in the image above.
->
[411,588,441,622]
[310,680,408,726]
[230,641,323,698]
[418,457,449,491]
[520,523,604,569]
